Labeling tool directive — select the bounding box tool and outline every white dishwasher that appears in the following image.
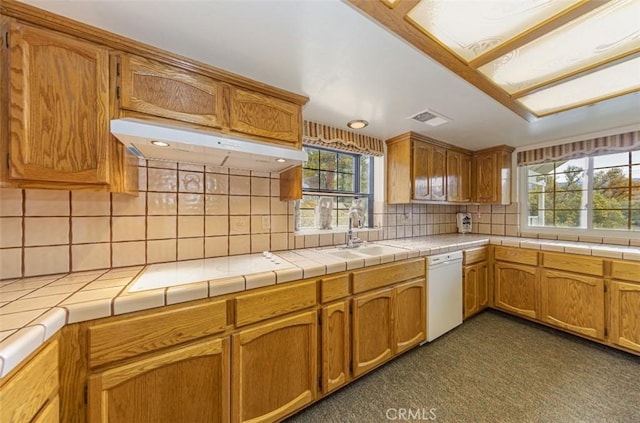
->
[423,251,463,343]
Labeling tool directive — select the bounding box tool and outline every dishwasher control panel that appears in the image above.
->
[426,250,463,266]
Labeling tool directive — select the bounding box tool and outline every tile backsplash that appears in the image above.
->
[0,161,295,279]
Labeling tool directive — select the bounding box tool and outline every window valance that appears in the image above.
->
[303,120,384,157]
[517,130,640,166]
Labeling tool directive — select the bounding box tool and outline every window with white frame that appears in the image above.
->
[297,145,373,230]
[522,150,640,233]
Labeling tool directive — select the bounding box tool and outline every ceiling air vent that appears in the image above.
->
[409,109,451,127]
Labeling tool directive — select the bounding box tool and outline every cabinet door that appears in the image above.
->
[447,151,471,202]
[321,300,350,394]
[463,265,479,319]
[430,146,447,201]
[88,337,230,423]
[610,281,640,353]
[8,22,110,184]
[494,262,538,319]
[31,395,59,423]
[540,269,605,340]
[474,151,498,203]
[229,87,301,146]
[232,311,317,423]
[352,288,394,377]
[476,261,489,310]
[412,141,431,200]
[119,55,227,128]
[394,280,426,353]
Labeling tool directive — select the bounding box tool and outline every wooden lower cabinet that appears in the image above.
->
[351,287,395,377]
[394,279,426,353]
[494,262,538,319]
[88,337,230,423]
[610,281,640,353]
[540,269,605,340]
[0,339,58,423]
[463,261,489,319]
[232,311,317,423]
[321,300,350,394]
[32,395,60,423]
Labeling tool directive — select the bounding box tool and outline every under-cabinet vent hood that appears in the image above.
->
[111,118,307,173]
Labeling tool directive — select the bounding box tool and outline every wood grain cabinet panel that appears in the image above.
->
[88,337,230,423]
[6,21,110,185]
[540,269,605,340]
[229,87,301,147]
[412,141,446,201]
[494,262,538,319]
[464,261,489,320]
[610,281,640,353]
[32,395,59,423]
[232,311,317,423]
[352,258,425,294]
[0,340,59,423]
[394,279,426,353]
[472,146,513,205]
[321,300,350,394]
[118,54,227,128]
[351,287,394,377]
[447,150,471,202]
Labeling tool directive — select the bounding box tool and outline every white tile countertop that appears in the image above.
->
[1,233,640,378]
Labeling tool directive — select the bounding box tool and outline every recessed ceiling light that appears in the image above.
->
[276,158,286,163]
[151,140,170,147]
[347,120,368,129]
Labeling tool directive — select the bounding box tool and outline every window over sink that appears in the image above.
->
[296,146,373,231]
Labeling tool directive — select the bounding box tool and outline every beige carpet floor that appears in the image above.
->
[285,310,640,423]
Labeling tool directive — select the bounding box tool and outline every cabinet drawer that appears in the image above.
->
[494,246,538,266]
[611,261,640,282]
[321,274,350,303]
[89,300,227,368]
[542,252,603,277]
[352,258,425,294]
[235,280,317,327]
[0,340,58,423]
[463,247,487,265]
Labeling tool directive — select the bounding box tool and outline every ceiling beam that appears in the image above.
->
[345,0,537,121]
[469,0,611,69]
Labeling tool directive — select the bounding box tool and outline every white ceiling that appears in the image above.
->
[22,0,640,151]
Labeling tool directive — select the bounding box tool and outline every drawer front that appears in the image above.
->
[321,274,350,303]
[542,252,603,277]
[235,280,317,327]
[0,340,58,423]
[494,246,538,266]
[611,261,640,282]
[352,258,425,294]
[89,300,227,368]
[463,247,487,265]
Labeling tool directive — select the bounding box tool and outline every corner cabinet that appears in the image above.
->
[472,145,514,204]
[232,311,317,423]
[463,247,489,319]
[610,261,640,353]
[88,338,230,423]
[386,132,469,204]
[2,21,118,190]
[493,246,539,319]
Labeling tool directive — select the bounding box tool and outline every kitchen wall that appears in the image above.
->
[0,160,464,280]
[458,203,520,237]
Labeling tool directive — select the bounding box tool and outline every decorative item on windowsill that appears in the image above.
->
[348,197,365,229]
[316,196,334,230]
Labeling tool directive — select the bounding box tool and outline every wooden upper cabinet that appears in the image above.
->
[229,87,301,147]
[412,140,432,201]
[6,22,110,185]
[430,145,447,201]
[472,145,514,205]
[118,54,227,128]
[540,269,605,340]
[386,136,412,204]
[447,150,471,202]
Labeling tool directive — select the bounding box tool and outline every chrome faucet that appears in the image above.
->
[346,217,363,249]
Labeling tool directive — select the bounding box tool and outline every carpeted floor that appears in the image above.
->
[285,310,640,423]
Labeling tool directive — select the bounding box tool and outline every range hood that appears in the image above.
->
[111,118,307,173]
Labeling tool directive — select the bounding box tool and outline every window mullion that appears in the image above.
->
[586,157,594,230]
